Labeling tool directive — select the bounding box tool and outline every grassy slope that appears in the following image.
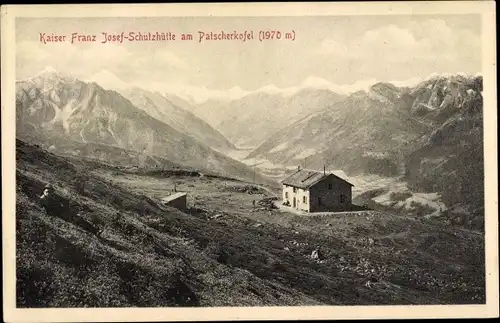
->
[16,140,317,307]
[16,140,485,307]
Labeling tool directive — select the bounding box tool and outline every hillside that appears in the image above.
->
[248,75,483,178]
[16,140,485,306]
[16,140,320,307]
[404,75,484,227]
[194,88,345,148]
[120,87,235,152]
[21,138,183,170]
[15,69,271,186]
[247,84,430,176]
[246,75,485,226]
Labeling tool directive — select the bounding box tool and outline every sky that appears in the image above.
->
[16,15,482,102]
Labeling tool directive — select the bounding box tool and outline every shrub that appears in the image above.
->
[71,170,91,195]
[17,261,56,307]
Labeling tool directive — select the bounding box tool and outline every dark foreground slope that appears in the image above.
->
[16,140,485,307]
[16,140,317,307]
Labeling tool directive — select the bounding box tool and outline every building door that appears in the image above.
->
[293,197,296,208]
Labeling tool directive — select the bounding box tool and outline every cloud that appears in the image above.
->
[16,17,480,104]
[316,39,352,57]
[146,75,418,103]
[152,83,250,104]
[409,19,454,43]
[79,44,131,63]
[17,41,53,63]
[121,51,189,81]
[155,51,189,70]
[316,19,480,64]
[391,76,423,88]
[317,24,430,63]
[31,63,454,105]
[361,25,428,62]
[16,40,189,82]
[86,70,129,89]
[17,41,125,79]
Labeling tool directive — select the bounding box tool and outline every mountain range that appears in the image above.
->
[191,88,345,148]
[86,70,235,152]
[15,69,271,185]
[246,82,431,175]
[244,74,484,218]
[14,70,486,308]
[404,75,484,215]
[118,87,234,152]
[16,68,484,217]
[248,75,482,169]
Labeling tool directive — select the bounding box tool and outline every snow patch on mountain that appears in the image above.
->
[269,142,289,153]
[293,148,318,160]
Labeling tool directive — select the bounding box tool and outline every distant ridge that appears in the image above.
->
[15,68,274,186]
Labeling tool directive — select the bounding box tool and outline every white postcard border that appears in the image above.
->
[2,2,498,322]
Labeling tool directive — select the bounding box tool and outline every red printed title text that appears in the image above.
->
[39,30,296,44]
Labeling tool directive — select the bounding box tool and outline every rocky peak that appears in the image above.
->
[368,82,403,103]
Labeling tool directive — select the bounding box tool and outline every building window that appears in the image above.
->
[328,184,332,189]
[303,196,307,204]
[293,187,297,193]
[318,197,322,206]
[285,192,288,199]
[340,195,345,203]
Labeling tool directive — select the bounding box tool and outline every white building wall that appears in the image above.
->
[282,185,310,212]
[283,185,294,204]
[296,188,310,212]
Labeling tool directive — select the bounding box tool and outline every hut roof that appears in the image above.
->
[282,169,353,189]
[161,192,187,203]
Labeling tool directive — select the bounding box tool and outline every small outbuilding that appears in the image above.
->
[161,192,187,210]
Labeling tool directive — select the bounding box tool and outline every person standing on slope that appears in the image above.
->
[39,183,104,237]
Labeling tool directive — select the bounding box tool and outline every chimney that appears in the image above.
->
[298,165,301,171]
[323,165,326,175]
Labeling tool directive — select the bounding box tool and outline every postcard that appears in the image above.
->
[1,1,498,322]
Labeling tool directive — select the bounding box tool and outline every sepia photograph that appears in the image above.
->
[2,1,498,322]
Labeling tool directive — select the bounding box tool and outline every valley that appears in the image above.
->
[14,68,486,307]
[16,140,485,307]
[192,88,345,147]
[15,69,271,187]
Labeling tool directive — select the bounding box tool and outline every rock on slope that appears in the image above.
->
[15,69,271,186]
